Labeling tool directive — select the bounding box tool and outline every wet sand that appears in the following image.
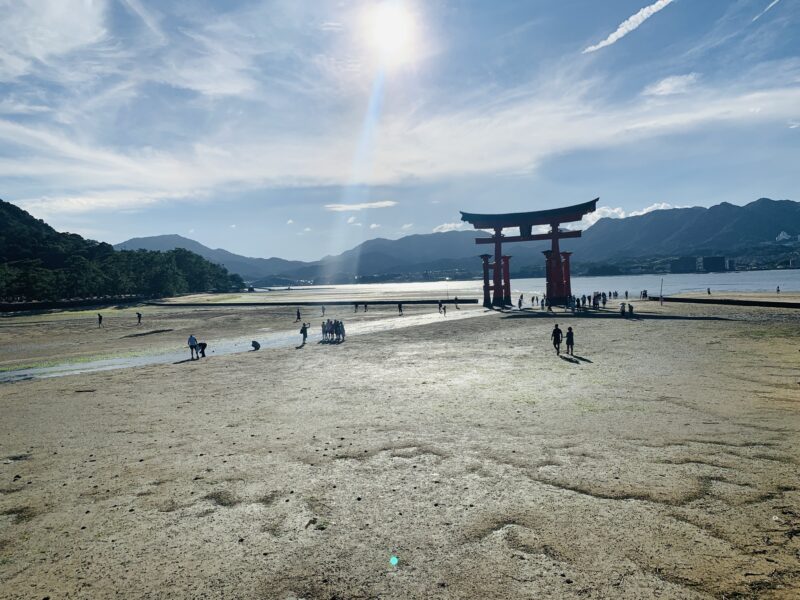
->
[1,298,799,599]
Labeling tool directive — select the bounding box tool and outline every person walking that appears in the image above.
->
[566,327,574,356]
[321,305,326,316]
[398,303,403,316]
[97,313,103,328]
[442,305,447,317]
[136,312,142,325]
[777,286,781,294]
[551,324,563,355]
[454,296,460,309]
[299,322,309,346]
[295,308,301,322]
[518,294,523,309]
[438,300,443,314]
[188,334,199,360]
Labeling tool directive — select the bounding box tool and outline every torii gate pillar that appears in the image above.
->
[502,255,512,306]
[480,254,491,308]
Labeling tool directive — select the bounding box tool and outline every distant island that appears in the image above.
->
[0,200,243,302]
[116,198,800,285]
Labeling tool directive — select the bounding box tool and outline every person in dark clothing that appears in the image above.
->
[565,327,574,356]
[398,303,403,316]
[97,313,103,328]
[551,324,563,355]
[136,312,142,325]
[438,300,443,314]
[295,308,301,322]
[197,342,207,358]
[299,322,309,345]
[251,340,260,351]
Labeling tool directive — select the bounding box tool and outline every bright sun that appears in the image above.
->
[363,2,417,68]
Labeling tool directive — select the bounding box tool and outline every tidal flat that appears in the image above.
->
[1,297,798,599]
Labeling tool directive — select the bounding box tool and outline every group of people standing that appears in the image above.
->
[517,290,629,312]
[321,319,346,343]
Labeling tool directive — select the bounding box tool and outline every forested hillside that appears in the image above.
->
[0,200,243,301]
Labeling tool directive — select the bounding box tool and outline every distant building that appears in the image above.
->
[702,256,727,272]
[670,257,697,274]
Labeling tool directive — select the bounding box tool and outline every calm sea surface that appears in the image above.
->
[283,269,800,298]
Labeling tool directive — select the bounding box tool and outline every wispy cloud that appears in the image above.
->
[433,222,467,233]
[324,201,398,212]
[752,0,783,23]
[401,223,413,230]
[286,219,294,224]
[369,223,380,229]
[644,73,700,96]
[120,0,166,43]
[583,0,675,54]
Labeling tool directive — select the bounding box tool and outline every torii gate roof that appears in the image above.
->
[460,198,598,229]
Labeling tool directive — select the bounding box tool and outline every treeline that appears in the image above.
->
[0,200,243,301]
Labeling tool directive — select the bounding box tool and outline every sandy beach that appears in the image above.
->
[1,296,799,599]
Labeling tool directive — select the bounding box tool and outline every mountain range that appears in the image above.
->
[115,198,800,283]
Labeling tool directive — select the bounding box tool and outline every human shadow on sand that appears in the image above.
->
[572,355,593,363]
[559,355,580,364]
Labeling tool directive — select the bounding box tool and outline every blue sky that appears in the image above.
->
[1,0,798,260]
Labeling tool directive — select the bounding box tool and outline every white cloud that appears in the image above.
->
[0,0,108,81]
[346,216,357,224]
[369,223,380,229]
[583,0,675,54]
[120,0,166,43]
[433,222,467,233]
[577,206,627,229]
[229,224,236,228]
[752,0,783,23]
[644,73,700,96]
[286,219,294,224]
[303,227,311,232]
[319,21,343,32]
[789,120,800,129]
[568,202,679,230]
[324,200,398,212]
[629,202,678,216]
[401,223,413,230]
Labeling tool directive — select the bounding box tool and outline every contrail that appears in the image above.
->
[752,0,783,22]
[583,0,676,54]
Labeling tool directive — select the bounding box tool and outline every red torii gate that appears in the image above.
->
[460,198,598,308]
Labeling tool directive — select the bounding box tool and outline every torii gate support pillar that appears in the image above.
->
[502,255,512,306]
[480,254,492,308]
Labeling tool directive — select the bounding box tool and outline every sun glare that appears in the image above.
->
[364,1,417,68]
